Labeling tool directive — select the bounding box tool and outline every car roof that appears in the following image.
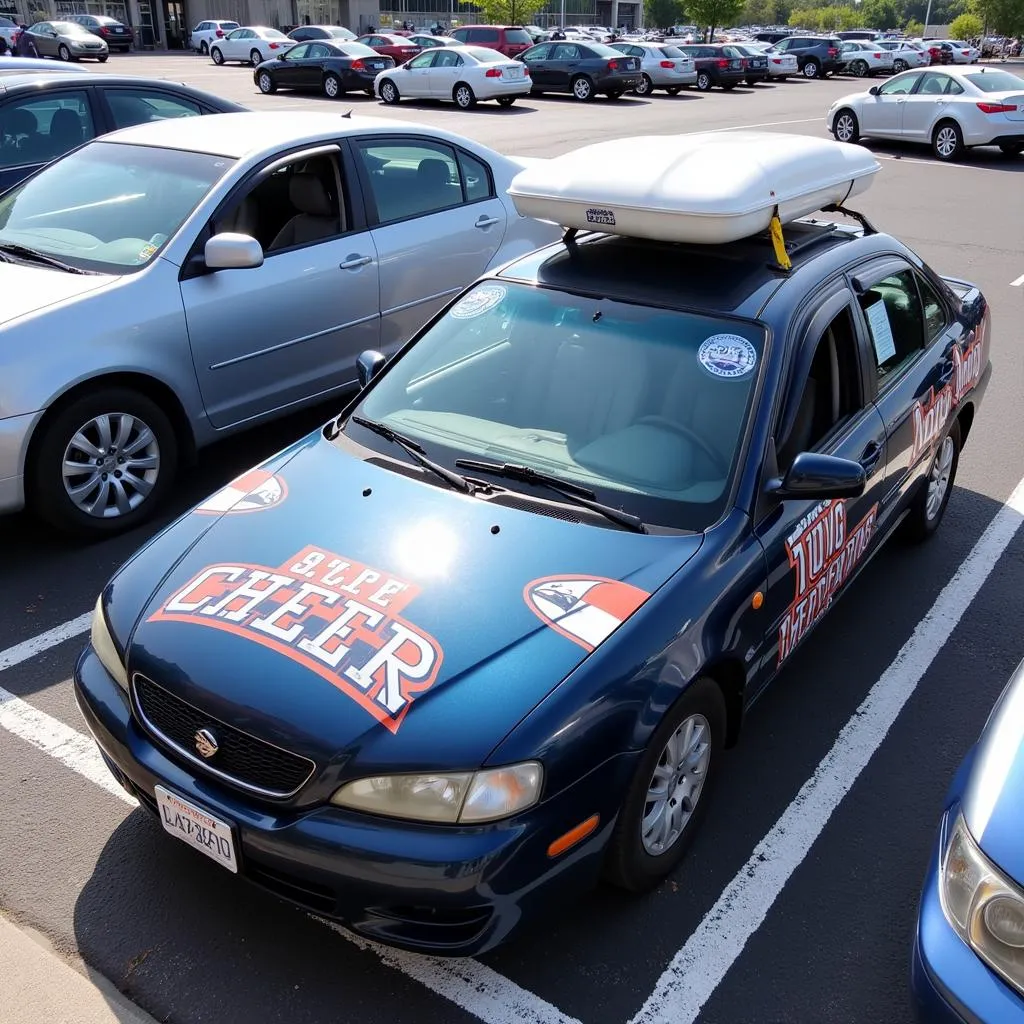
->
[102,111,476,160]
[496,221,868,320]
[0,71,245,106]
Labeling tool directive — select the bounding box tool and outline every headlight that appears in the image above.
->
[90,595,128,691]
[330,762,542,824]
[941,811,1024,994]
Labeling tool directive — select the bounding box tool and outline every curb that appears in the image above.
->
[0,913,158,1024]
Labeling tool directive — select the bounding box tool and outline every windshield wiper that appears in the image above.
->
[351,416,477,495]
[0,243,88,274]
[455,458,647,534]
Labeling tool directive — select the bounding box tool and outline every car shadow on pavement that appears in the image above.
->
[61,480,1020,1024]
[860,137,1024,170]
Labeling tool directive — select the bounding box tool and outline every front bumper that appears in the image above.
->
[913,806,1024,1022]
[0,409,38,514]
[74,646,637,955]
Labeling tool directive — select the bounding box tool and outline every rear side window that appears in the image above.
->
[355,139,466,223]
[469,28,499,43]
[105,88,203,129]
[859,270,926,381]
[0,91,95,169]
[457,149,493,203]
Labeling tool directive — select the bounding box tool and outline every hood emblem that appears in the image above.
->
[194,728,219,759]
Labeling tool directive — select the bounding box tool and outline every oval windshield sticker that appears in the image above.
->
[450,284,506,320]
[698,335,758,380]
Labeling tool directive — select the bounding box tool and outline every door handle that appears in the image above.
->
[339,255,372,269]
[475,216,500,228]
[860,441,883,471]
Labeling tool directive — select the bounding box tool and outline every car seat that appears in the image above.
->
[267,172,339,250]
[46,107,84,157]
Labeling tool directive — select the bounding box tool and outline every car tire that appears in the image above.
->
[893,58,907,72]
[932,119,965,161]
[604,677,726,893]
[722,82,736,91]
[802,58,820,78]
[998,140,1024,156]
[850,58,868,77]
[571,74,594,101]
[258,70,276,93]
[832,108,860,143]
[606,89,624,99]
[453,81,476,108]
[902,420,960,543]
[379,78,399,103]
[57,43,72,61]
[496,95,515,106]
[634,72,653,95]
[249,48,261,67]
[696,70,712,90]
[665,85,682,95]
[200,40,209,55]
[29,388,178,538]
[211,46,223,65]
[323,72,342,98]
[97,54,107,62]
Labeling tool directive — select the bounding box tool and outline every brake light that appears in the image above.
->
[523,66,529,75]
[269,41,281,48]
[717,58,728,68]
[351,58,364,69]
[607,58,619,69]
[100,26,109,33]
[873,52,881,58]
[485,67,502,77]
[962,49,970,55]
[215,29,224,37]
[660,59,674,68]
[977,101,1016,113]
[828,47,838,56]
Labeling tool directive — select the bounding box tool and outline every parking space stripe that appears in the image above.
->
[0,618,577,1024]
[0,612,91,672]
[1011,273,1024,287]
[704,117,821,133]
[632,476,1024,1024]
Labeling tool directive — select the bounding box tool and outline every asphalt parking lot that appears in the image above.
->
[2,53,1024,1024]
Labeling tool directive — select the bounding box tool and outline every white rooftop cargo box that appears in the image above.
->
[507,132,881,245]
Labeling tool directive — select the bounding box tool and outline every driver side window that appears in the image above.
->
[408,51,436,68]
[285,43,309,59]
[777,306,862,470]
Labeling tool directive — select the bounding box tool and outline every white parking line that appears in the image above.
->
[632,475,1024,1024]
[0,617,578,1024]
[704,117,821,133]
[1011,273,1024,287]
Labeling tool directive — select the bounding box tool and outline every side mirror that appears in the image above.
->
[204,232,263,270]
[357,349,386,389]
[768,452,866,500]
[868,85,879,95]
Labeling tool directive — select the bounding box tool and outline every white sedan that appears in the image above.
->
[878,39,930,73]
[376,45,531,108]
[840,40,895,77]
[210,26,293,67]
[748,41,798,78]
[827,65,1024,160]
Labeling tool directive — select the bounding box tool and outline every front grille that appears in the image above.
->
[133,675,316,798]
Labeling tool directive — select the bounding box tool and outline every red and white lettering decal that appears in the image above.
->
[910,335,984,463]
[194,470,287,515]
[777,500,878,665]
[149,545,440,733]
[524,575,650,652]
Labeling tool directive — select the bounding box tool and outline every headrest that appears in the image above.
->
[417,158,451,188]
[288,172,332,217]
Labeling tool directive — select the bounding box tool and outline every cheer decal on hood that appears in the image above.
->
[194,469,287,515]
[148,545,442,733]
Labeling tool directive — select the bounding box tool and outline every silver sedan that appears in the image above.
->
[24,20,108,62]
[0,112,560,536]
[609,41,696,95]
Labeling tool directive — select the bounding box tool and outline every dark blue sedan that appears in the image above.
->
[74,162,990,955]
[914,659,1024,1021]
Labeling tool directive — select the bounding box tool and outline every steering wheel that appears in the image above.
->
[635,415,730,478]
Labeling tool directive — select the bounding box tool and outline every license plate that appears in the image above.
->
[507,66,522,77]
[156,785,238,873]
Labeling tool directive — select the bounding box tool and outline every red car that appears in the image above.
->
[449,25,533,58]
[356,32,420,63]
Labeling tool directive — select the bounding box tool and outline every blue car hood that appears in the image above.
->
[963,659,1024,884]
[125,431,703,775]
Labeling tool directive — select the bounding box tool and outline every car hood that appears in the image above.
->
[963,658,1024,883]
[122,429,703,778]
[0,263,115,327]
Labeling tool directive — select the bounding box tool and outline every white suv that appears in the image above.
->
[189,19,239,54]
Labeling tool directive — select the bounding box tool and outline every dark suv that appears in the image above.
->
[678,43,748,90]
[449,25,533,57]
[769,35,845,78]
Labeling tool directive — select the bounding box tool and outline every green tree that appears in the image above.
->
[461,0,550,24]
[645,0,685,28]
[949,11,983,34]
[904,17,924,34]
[687,0,745,38]
[740,0,779,25]
[859,0,902,27]
[971,0,1024,35]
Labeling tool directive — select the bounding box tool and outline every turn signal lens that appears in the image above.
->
[547,815,599,857]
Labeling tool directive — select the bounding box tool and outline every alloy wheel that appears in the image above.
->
[934,124,960,158]
[803,60,818,78]
[61,412,160,519]
[258,71,273,93]
[641,713,711,856]
[834,111,857,142]
[926,436,955,520]
[572,76,592,100]
[250,48,261,66]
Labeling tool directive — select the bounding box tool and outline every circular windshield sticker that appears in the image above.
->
[698,335,758,380]
[450,284,507,320]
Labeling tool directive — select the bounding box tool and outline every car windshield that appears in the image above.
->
[660,44,684,56]
[588,42,624,56]
[327,26,356,38]
[260,28,287,39]
[337,41,378,56]
[0,141,229,274]
[352,281,765,531]
[465,46,503,61]
[965,70,1023,92]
